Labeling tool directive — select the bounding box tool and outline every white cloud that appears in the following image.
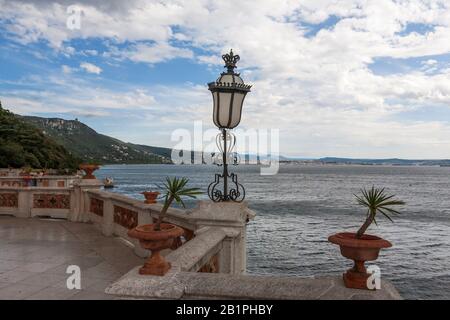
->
[423,59,438,66]
[83,49,98,56]
[1,70,157,111]
[80,62,102,74]
[2,0,450,157]
[113,42,193,64]
[61,65,73,74]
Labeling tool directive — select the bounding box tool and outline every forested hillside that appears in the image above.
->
[23,116,172,164]
[0,101,80,169]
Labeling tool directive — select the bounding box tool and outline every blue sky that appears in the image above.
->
[1,0,450,158]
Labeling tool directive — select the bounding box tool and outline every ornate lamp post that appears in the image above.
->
[207,49,252,202]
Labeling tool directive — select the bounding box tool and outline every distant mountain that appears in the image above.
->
[22,116,172,164]
[0,103,79,170]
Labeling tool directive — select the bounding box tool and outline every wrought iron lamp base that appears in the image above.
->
[207,129,245,202]
[207,172,245,202]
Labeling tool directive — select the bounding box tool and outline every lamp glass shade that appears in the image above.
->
[209,50,251,129]
[212,91,247,129]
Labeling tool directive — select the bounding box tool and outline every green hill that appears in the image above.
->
[22,115,173,164]
[0,102,80,170]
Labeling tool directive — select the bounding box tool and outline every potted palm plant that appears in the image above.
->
[328,186,405,289]
[128,177,201,276]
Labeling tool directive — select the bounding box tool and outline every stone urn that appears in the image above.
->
[328,232,392,290]
[22,175,32,187]
[128,223,184,276]
[142,191,160,204]
[79,164,99,179]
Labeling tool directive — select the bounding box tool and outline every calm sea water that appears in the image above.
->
[96,164,450,299]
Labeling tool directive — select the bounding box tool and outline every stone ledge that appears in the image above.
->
[0,187,73,191]
[105,268,402,300]
[0,175,77,180]
[166,227,226,272]
[85,190,188,214]
[105,267,184,299]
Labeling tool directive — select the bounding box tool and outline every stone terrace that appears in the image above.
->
[0,216,144,300]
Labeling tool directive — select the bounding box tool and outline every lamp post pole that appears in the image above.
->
[222,128,228,200]
[207,49,251,202]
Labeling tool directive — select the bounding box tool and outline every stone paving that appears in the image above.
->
[0,216,144,300]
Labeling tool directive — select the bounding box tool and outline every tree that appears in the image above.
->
[0,101,80,170]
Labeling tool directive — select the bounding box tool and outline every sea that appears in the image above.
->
[96,164,450,300]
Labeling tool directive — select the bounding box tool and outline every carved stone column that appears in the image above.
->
[186,201,256,274]
[70,178,102,222]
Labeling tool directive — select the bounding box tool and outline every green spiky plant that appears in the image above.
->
[354,186,405,239]
[154,177,202,231]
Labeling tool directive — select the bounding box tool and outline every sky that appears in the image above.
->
[1,0,450,159]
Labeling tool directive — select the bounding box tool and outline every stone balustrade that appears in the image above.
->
[0,176,98,219]
[0,186,75,219]
[0,179,255,275]
[83,189,254,274]
[166,226,226,273]
[0,175,78,188]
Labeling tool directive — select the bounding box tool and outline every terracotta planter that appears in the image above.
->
[328,232,392,290]
[128,223,184,276]
[79,164,99,179]
[142,191,160,204]
[22,175,32,187]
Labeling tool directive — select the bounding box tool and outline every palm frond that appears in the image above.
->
[355,186,405,223]
[153,176,202,230]
[377,208,394,223]
[162,176,201,205]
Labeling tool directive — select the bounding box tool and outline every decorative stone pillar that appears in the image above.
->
[14,189,30,218]
[101,196,114,236]
[70,178,102,222]
[187,201,256,274]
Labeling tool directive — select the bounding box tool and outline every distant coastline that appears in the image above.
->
[278,157,450,167]
[98,160,450,167]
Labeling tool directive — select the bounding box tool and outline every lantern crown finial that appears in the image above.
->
[222,49,240,73]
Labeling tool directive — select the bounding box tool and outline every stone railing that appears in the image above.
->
[0,175,78,188]
[83,189,255,274]
[0,177,96,219]
[0,178,255,275]
[0,186,75,219]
